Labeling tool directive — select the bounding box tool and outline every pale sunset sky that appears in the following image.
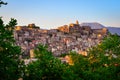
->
[0,0,120,29]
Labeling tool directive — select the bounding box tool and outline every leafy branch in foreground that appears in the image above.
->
[0,18,22,80]
[23,44,78,80]
[0,0,7,7]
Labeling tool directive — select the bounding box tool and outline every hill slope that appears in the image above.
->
[107,27,120,35]
[80,22,105,29]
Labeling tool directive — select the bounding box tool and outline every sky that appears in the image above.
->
[0,0,120,29]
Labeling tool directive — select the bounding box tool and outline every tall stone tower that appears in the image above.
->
[76,20,79,25]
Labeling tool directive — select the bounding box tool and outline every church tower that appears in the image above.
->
[76,20,79,25]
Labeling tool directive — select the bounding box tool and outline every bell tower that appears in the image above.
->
[76,20,79,25]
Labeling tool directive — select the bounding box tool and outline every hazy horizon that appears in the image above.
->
[1,0,120,29]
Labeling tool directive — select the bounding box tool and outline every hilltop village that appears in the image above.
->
[14,21,108,58]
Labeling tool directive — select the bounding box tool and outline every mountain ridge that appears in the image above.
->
[80,22,105,29]
[107,27,120,35]
[79,22,120,35]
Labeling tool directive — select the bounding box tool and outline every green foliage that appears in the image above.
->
[0,18,22,80]
[69,34,120,80]
[24,44,77,80]
[70,51,120,80]
[23,34,120,80]
[100,34,120,56]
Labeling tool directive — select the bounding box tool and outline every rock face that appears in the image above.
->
[80,22,105,29]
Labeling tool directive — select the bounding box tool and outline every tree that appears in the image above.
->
[69,52,91,80]
[69,34,120,80]
[99,34,120,56]
[23,44,78,80]
[0,0,7,7]
[0,18,22,80]
[87,34,120,80]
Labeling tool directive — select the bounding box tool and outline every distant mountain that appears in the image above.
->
[80,22,120,35]
[80,22,105,29]
[107,27,120,35]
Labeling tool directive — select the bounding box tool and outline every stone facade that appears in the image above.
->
[14,22,108,58]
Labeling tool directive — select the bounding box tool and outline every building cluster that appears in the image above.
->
[14,21,108,58]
